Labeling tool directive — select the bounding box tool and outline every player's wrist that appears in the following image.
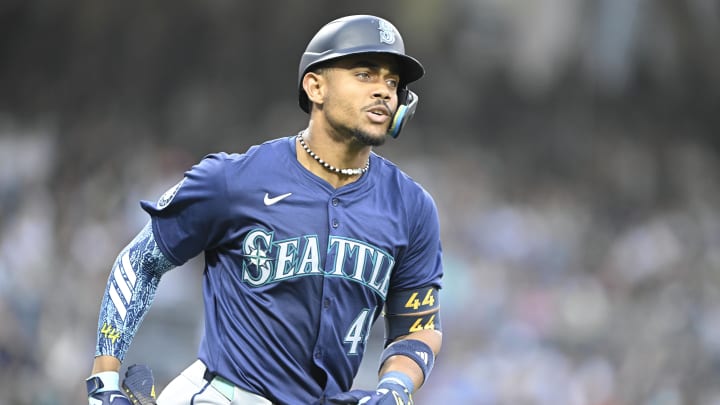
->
[92,355,122,374]
[378,370,414,393]
[379,339,435,386]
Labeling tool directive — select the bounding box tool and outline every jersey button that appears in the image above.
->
[331,198,339,206]
[332,219,339,228]
[323,298,331,309]
[314,350,322,359]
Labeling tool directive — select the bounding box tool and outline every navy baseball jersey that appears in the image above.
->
[140,135,443,404]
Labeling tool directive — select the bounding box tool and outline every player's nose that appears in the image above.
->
[372,86,392,101]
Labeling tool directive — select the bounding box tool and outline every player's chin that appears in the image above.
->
[353,129,387,147]
[353,124,389,147]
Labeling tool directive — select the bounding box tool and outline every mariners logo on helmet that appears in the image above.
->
[378,20,396,45]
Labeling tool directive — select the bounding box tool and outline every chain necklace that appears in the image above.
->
[297,131,370,176]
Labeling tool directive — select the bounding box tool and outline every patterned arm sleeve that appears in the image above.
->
[94,221,176,361]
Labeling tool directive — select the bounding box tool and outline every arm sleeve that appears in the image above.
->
[94,221,175,361]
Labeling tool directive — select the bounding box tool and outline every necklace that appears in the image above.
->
[297,132,370,176]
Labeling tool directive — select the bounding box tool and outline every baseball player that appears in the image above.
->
[86,14,443,405]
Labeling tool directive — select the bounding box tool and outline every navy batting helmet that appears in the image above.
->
[298,15,425,114]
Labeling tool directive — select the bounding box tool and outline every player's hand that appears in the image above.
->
[89,390,132,405]
[87,371,132,405]
[122,363,158,405]
[327,381,413,405]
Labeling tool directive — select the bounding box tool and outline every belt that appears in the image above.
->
[203,368,236,401]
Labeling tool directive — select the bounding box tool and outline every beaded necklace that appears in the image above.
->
[297,131,370,176]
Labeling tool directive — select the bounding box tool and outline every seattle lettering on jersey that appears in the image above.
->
[242,228,395,298]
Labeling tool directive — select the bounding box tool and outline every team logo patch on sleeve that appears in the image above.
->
[157,178,185,210]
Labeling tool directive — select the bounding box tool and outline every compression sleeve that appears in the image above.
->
[94,221,175,361]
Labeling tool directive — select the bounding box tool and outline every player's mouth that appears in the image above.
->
[365,105,391,123]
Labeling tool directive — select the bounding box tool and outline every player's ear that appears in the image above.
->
[302,71,325,110]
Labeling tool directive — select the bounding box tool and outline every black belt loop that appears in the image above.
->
[203,368,217,382]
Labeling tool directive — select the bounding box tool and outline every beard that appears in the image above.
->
[348,127,387,147]
[324,98,388,147]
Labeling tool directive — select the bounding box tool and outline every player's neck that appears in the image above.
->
[296,127,371,189]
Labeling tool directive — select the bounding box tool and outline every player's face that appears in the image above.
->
[320,55,401,147]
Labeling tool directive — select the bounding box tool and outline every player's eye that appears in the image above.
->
[356,72,371,80]
[386,78,399,89]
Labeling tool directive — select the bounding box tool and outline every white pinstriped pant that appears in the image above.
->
[157,360,272,405]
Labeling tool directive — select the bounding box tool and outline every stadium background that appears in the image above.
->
[1,0,719,403]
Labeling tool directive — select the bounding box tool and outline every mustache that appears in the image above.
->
[363,100,393,115]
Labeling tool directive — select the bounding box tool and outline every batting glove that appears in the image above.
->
[86,371,132,405]
[122,364,158,405]
[328,372,414,405]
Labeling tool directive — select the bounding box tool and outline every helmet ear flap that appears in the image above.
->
[387,89,418,139]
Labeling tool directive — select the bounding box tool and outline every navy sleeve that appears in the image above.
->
[140,153,231,265]
[390,187,444,291]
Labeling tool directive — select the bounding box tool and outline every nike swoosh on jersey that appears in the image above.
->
[264,192,293,206]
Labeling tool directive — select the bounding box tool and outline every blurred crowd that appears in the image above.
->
[1,0,719,404]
